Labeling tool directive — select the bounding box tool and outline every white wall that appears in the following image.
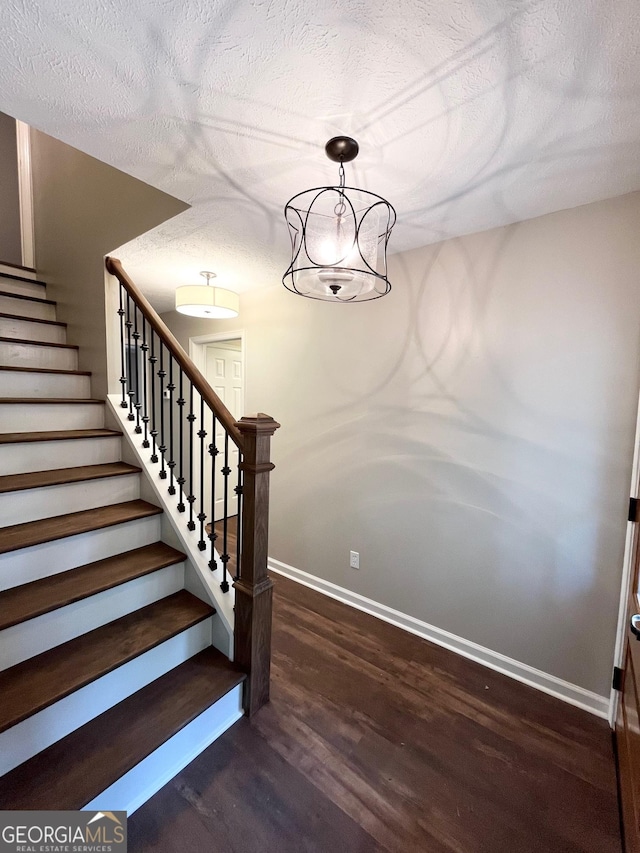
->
[31,129,189,398]
[163,191,640,698]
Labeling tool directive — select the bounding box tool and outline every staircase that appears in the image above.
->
[0,262,245,813]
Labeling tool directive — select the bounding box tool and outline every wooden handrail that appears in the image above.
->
[106,256,243,449]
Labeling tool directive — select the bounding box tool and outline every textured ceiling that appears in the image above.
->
[1,0,639,310]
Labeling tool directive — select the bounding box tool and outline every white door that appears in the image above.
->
[204,343,243,521]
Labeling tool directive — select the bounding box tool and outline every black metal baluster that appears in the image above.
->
[140,316,150,448]
[125,293,134,421]
[187,383,196,530]
[234,453,242,582]
[208,415,218,573]
[117,285,128,410]
[220,432,231,593]
[158,342,167,479]
[176,368,185,511]
[167,356,176,494]
[197,395,207,550]
[132,305,141,433]
[149,330,158,463]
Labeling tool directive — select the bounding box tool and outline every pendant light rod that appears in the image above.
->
[200,270,217,286]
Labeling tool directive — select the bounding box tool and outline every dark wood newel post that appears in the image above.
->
[234,412,281,716]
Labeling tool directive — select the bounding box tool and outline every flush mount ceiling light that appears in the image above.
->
[175,271,239,318]
[283,136,396,302]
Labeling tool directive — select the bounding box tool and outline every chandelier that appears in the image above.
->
[283,136,396,302]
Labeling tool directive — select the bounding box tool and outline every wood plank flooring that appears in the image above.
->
[129,575,621,853]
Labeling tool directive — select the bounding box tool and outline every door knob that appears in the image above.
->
[631,615,640,639]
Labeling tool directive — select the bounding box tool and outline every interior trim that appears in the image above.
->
[15,121,35,270]
[268,557,611,721]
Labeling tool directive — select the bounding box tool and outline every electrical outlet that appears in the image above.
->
[350,550,360,569]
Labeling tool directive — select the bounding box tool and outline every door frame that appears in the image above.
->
[610,386,640,726]
[189,330,246,421]
[15,120,35,269]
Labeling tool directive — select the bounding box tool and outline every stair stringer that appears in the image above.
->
[107,395,234,660]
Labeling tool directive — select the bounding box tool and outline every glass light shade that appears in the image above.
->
[284,186,395,302]
[175,285,239,318]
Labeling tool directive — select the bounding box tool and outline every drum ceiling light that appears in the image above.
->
[175,271,239,318]
[283,136,396,302]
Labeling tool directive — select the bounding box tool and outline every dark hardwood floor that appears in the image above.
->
[129,575,621,853]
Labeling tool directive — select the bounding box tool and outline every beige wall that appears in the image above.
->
[31,129,189,398]
[163,191,640,697]
[0,112,21,265]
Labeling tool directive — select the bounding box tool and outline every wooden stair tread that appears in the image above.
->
[0,261,37,274]
[0,499,161,554]
[0,270,45,286]
[0,312,66,327]
[0,290,54,305]
[0,397,103,404]
[0,590,215,734]
[0,647,244,810]
[0,428,121,444]
[0,462,140,494]
[0,542,187,630]
[0,336,77,349]
[0,365,91,376]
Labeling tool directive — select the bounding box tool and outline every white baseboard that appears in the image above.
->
[268,558,611,721]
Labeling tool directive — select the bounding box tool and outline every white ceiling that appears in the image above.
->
[1,0,639,311]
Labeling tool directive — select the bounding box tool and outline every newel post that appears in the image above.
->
[234,412,281,716]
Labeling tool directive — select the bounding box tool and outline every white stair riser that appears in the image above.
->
[0,402,104,431]
[0,295,55,321]
[0,265,37,280]
[0,473,140,526]
[0,436,121,476]
[0,340,78,370]
[0,317,66,344]
[0,277,46,299]
[0,515,162,590]
[0,618,213,776]
[0,563,186,671]
[87,685,243,815]
[0,370,90,399]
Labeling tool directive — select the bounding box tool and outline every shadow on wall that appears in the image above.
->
[261,199,640,697]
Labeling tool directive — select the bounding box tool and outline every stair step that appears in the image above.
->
[0,429,122,476]
[0,428,120,444]
[0,292,56,321]
[0,270,45,286]
[0,462,141,526]
[0,542,186,631]
[0,590,214,735]
[0,336,76,349]
[0,275,46,299]
[0,461,140,495]
[0,366,91,399]
[0,397,102,403]
[0,314,66,344]
[0,647,243,810]
[0,499,161,555]
[0,261,37,277]
[0,365,90,376]
[0,337,78,370]
[0,398,104,431]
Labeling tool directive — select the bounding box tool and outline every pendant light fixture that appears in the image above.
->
[175,271,239,318]
[283,136,396,302]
